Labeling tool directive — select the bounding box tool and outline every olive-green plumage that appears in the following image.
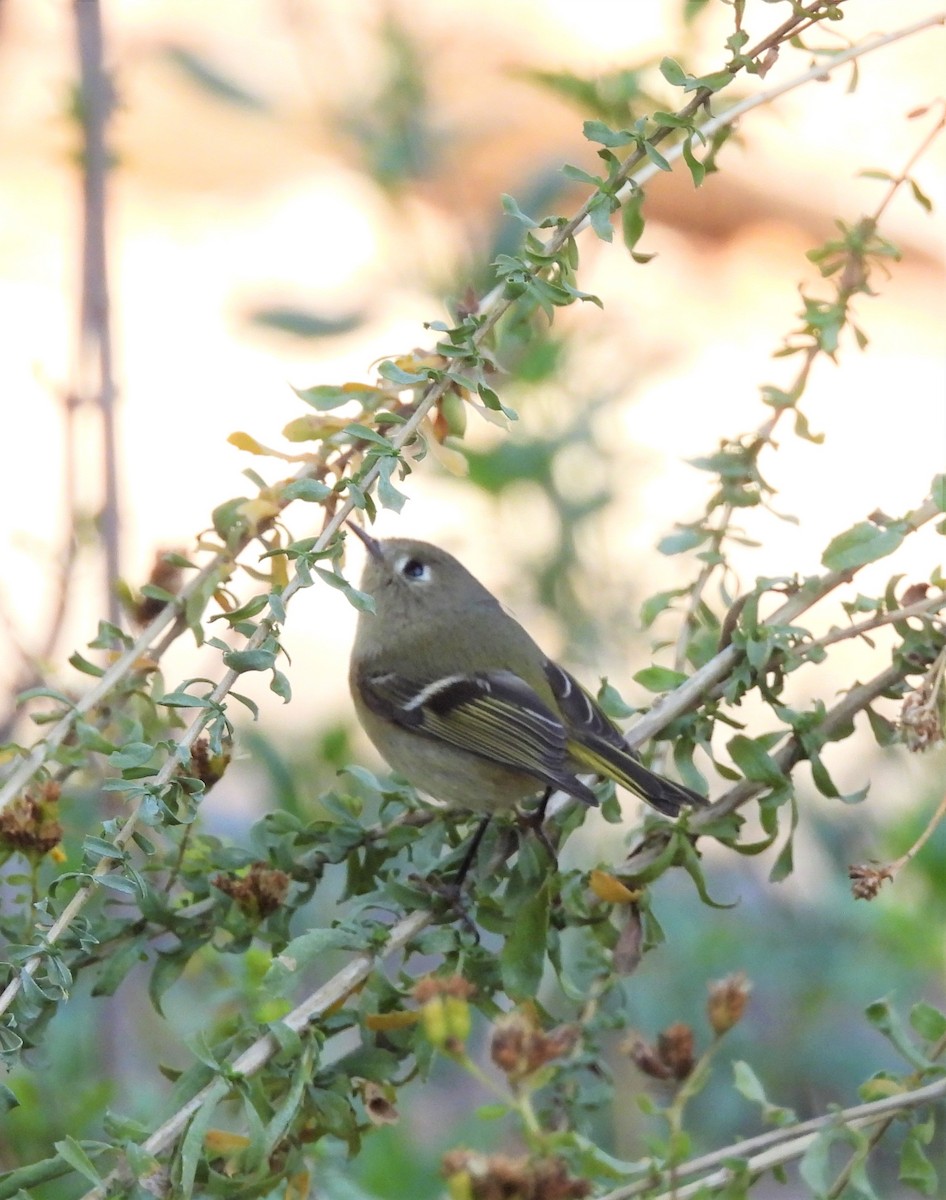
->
[348,528,705,817]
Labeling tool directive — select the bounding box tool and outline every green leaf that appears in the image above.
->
[728,735,785,788]
[248,306,362,339]
[909,178,933,214]
[500,880,550,998]
[640,587,689,627]
[108,742,155,770]
[164,45,268,112]
[501,193,538,228]
[223,648,277,674]
[643,142,671,172]
[910,1001,946,1044]
[293,383,379,411]
[583,119,634,147]
[932,473,946,512]
[281,478,332,502]
[378,359,428,386]
[732,1060,796,1126]
[179,1091,223,1199]
[263,927,364,991]
[345,423,396,449]
[659,57,687,86]
[689,69,733,93]
[865,997,931,1070]
[621,190,645,252]
[376,457,407,513]
[632,666,688,692]
[314,567,376,613]
[682,135,705,187]
[900,1128,938,1195]
[822,520,908,571]
[149,950,190,1015]
[92,937,147,997]
[270,669,292,703]
[69,651,105,677]
[587,193,614,242]
[54,1136,103,1186]
[158,690,212,709]
[658,526,708,555]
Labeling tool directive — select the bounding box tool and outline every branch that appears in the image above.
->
[0,389,443,1019]
[78,908,430,1200]
[600,1075,946,1200]
[74,0,121,627]
[625,493,942,756]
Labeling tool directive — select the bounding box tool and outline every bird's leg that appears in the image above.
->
[519,787,558,861]
[410,816,490,935]
[453,815,491,887]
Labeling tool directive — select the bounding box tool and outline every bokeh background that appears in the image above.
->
[1,1,945,1195]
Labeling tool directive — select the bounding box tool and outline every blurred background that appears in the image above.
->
[0,0,944,1194]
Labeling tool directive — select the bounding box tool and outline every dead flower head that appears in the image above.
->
[707,972,752,1036]
[848,862,894,900]
[625,1021,695,1082]
[213,861,290,918]
[490,1007,579,1083]
[0,781,63,860]
[442,1150,591,1200]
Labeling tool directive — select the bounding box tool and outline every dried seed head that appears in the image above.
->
[489,1007,579,1082]
[848,862,894,900]
[441,1150,590,1200]
[0,782,63,860]
[213,861,290,918]
[356,1079,399,1126]
[624,1036,673,1081]
[130,550,185,626]
[656,1022,695,1081]
[707,972,752,1035]
[899,680,945,753]
[189,735,232,789]
[412,974,476,1003]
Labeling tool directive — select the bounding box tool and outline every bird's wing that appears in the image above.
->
[544,659,706,816]
[356,667,598,805]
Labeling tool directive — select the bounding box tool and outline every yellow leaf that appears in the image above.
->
[589,869,641,904]
[282,414,350,443]
[236,497,281,535]
[204,1129,251,1155]
[228,431,267,454]
[364,1010,420,1031]
[325,979,366,1016]
[285,1171,311,1200]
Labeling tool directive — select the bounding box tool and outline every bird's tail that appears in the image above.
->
[570,735,706,817]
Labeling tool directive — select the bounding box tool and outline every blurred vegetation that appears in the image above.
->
[1,3,945,1199]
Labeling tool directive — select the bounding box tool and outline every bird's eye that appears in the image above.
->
[399,557,431,582]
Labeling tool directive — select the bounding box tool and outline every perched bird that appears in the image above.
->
[347,525,705,820]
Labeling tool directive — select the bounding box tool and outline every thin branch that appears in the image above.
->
[70,651,933,1196]
[625,494,942,755]
[3,7,939,822]
[78,908,431,1200]
[600,1075,946,1200]
[74,0,121,627]
[0,388,443,1019]
[801,593,946,657]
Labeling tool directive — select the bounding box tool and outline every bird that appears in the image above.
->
[347,525,705,823]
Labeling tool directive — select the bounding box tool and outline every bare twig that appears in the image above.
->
[74,0,121,627]
[599,1076,946,1200]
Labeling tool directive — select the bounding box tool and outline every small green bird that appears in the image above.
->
[347,525,705,820]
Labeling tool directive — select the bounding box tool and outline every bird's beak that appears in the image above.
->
[346,521,384,560]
